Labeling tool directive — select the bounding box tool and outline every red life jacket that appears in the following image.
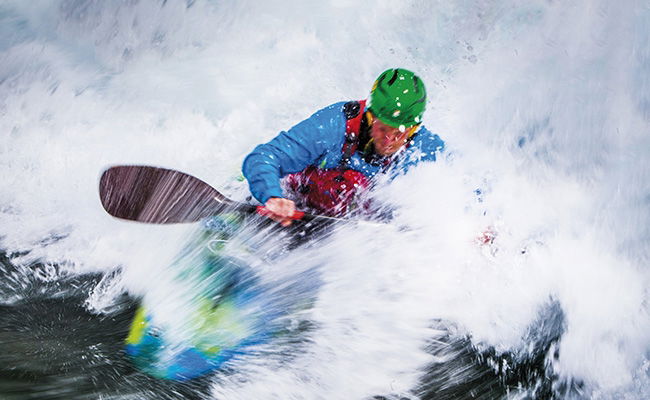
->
[285,100,371,217]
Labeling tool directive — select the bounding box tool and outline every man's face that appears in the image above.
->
[370,118,413,156]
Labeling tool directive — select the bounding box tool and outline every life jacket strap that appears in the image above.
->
[340,99,367,167]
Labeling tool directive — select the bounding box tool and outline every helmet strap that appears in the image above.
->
[365,111,374,126]
[407,124,421,138]
[360,113,374,151]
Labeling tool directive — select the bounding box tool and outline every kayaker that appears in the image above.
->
[242,68,445,225]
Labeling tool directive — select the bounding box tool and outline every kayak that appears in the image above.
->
[124,213,278,381]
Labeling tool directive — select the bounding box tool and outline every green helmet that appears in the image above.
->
[368,68,426,129]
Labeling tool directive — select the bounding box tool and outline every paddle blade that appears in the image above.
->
[99,165,232,224]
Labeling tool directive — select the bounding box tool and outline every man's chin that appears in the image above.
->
[374,146,389,156]
[376,148,397,157]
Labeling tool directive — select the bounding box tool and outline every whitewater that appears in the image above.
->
[0,1,648,399]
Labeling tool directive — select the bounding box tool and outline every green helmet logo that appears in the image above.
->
[368,68,426,129]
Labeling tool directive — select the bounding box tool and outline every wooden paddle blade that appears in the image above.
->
[99,165,232,224]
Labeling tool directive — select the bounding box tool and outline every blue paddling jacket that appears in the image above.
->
[242,101,445,205]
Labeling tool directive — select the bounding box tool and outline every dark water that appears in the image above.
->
[415,303,571,400]
[0,250,571,400]
[0,252,217,400]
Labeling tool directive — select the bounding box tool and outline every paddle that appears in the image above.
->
[99,165,341,225]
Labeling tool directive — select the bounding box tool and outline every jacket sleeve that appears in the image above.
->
[415,126,445,161]
[242,102,347,204]
[393,126,445,175]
